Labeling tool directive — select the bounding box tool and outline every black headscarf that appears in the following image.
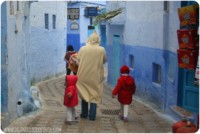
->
[67,45,74,51]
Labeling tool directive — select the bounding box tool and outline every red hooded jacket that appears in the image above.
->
[64,75,78,107]
[112,75,136,104]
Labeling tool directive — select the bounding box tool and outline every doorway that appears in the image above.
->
[110,35,121,86]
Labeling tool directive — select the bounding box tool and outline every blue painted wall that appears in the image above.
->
[1,1,8,113]
[67,2,106,51]
[106,1,181,112]
[67,5,81,51]
[107,44,178,110]
[67,34,80,51]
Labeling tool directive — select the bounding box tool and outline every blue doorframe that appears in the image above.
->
[110,35,121,86]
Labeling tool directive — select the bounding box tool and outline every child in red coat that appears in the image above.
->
[64,75,79,124]
[112,65,136,122]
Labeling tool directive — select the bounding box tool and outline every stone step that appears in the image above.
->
[169,105,195,123]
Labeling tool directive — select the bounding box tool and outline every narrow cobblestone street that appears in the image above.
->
[4,76,174,133]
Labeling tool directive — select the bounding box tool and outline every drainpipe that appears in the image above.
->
[162,2,170,111]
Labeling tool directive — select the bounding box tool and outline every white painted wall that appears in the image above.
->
[125,1,180,52]
[107,25,124,45]
[29,1,67,82]
[6,1,34,122]
[106,1,126,25]
[107,1,180,52]
[80,6,90,44]
[167,2,181,52]
[4,1,67,126]
[124,1,164,49]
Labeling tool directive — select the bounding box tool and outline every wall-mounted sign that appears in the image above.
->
[84,7,98,17]
[68,8,79,20]
[70,22,79,30]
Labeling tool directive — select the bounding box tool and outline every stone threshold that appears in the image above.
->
[169,105,195,122]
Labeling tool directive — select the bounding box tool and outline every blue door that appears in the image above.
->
[67,34,80,52]
[177,1,199,113]
[100,25,106,50]
[178,68,199,112]
[110,35,121,86]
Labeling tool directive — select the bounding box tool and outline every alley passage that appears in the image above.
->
[4,76,173,133]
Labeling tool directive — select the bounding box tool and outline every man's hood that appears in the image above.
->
[86,30,100,46]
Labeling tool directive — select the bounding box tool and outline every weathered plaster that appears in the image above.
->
[29,1,67,82]
[4,1,36,123]
[106,1,181,111]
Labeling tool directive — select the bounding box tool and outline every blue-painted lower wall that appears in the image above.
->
[107,44,178,111]
[67,34,80,51]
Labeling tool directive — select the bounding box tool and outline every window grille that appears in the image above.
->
[45,14,49,29]
[10,1,14,15]
[17,1,19,11]
[164,1,169,13]
[52,15,56,29]
[68,8,79,20]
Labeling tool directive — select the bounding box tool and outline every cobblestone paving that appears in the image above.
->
[4,76,173,133]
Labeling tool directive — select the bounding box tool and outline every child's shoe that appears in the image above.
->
[73,117,79,122]
[123,117,128,123]
[80,114,87,119]
[65,118,73,125]
[65,120,73,125]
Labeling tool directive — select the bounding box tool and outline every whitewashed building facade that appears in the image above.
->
[1,1,67,128]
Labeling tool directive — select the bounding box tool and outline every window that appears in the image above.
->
[129,55,134,69]
[68,8,79,20]
[164,1,169,13]
[52,15,56,29]
[44,14,49,29]
[152,63,161,84]
[10,1,14,15]
[17,1,19,11]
